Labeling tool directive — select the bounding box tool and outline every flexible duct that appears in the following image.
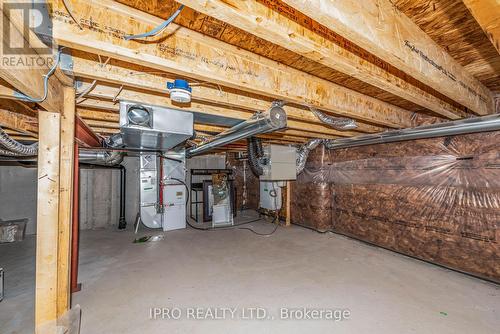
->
[247,136,264,176]
[309,107,358,130]
[0,148,22,157]
[0,126,38,156]
[0,125,124,166]
[296,139,322,174]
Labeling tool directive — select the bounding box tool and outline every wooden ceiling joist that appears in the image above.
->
[77,106,339,142]
[75,81,362,137]
[462,0,500,55]
[49,0,416,129]
[280,0,495,115]
[176,0,467,120]
[0,109,38,136]
[70,55,385,134]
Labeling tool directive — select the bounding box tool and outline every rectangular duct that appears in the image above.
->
[119,101,193,151]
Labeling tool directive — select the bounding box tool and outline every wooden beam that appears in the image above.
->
[70,55,385,133]
[56,87,75,317]
[177,0,465,120]
[462,0,500,55]
[0,109,38,135]
[79,106,337,139]
[0,5,63,112]
[49,0,415,128]
[35,111,61,333]
[78,111,319,143]
[281,0,495,115]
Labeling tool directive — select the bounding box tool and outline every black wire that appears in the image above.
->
[172,175,279,235]
[237,216,279,236]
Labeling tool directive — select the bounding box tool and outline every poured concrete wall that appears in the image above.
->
[0,166,37,235]
[0,158,141,234]
[79,168,121,230]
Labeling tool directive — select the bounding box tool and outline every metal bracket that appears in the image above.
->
[271,100,286,108]
[59,51,74,75]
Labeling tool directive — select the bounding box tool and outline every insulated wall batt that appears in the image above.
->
[292,131,500,282]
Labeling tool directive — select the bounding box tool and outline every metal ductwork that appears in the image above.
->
[0,126,38,156]
[296,139,322,174]
[295,114,500,174]
[78,150,124,166]
[323,114,500,150]
[309,107,358,130]
[0,124,124,166]
[186,105,287,157]
[119,101,194,151]
[247,136,264,176]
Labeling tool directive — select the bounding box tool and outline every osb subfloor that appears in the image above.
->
[1,217,499,333]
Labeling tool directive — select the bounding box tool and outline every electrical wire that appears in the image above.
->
[62,0,83,30]
[14,49,63,103]
[124,5,185,40]
[237,216,279,236]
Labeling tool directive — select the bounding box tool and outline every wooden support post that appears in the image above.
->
[35,110,61,333]
[71,143,81,293]
[285,181,291,227]
[57,87,76,316]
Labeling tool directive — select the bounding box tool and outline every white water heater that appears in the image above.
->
[259,181,283,211]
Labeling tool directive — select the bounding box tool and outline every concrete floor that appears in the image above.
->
[0,215,498,333]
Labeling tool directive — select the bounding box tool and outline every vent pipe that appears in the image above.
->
[323,114,500,150]
[186,106,287,157]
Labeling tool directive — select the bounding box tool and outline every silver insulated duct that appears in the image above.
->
[309,107,358,130]
[186,106,287,157]
[296,139,322,174]
[323,114,500,150]
[78,150,124,166]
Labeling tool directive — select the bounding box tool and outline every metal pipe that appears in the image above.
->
[323,114,500,150]
[186,106,287,157]
[78,149,123,165]
[118,166,126,229]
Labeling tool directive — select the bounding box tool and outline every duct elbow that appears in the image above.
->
[296,139,322,174]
